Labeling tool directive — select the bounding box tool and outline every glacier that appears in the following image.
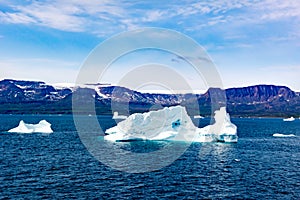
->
[104,106,238,143]
[8,120,53,134]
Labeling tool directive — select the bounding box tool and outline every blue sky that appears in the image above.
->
[0,0,300,91]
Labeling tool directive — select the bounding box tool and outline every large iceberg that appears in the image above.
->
[8,120,53,133]
[104,106,238,143]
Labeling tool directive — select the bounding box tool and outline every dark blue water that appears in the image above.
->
[1,115,300,199]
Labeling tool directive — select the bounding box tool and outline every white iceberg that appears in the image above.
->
[112,111,127,120]
[194,107,238,143]
[194,115,204,119]
[8,120,53,133]
[283,117,295,122]
[104,106,238,143]
[273,133,296,137]
[105,106,194,142]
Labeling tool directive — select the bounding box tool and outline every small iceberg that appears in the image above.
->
[112,111,127,120]
[273,133,296,137]
[105,106,238,143]
[194,107,238,143]
[283,117,295,122]
[194,115,204,119]
[8,120,53,133]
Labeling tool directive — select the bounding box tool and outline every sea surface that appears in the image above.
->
[0,114,300,199]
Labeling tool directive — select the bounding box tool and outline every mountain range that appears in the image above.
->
[0,79,299,117]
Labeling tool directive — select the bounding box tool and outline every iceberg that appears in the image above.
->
[194,115,204,119]
[194,107,238,143]
[283,117,295,122]
[104,106,238,143]
[112,111,127,120]
[8,120,53,133]
[273,133,296,137]
[105,106,196,142]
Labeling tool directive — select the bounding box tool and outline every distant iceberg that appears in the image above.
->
[112,111,127,120]
[283,117,295,122]
[273,133,296,137]
[8,120,53,133]
[104,106,238,143]
[194,115,204,119]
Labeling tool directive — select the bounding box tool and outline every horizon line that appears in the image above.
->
[1,78,299,93]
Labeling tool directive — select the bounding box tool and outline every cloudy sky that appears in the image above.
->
[0,0,300,91]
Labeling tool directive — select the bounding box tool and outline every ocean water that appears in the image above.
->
[0,114,300,199]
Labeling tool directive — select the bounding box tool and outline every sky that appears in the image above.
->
[0,0,300,92]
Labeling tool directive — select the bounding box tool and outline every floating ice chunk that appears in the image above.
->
[194,115,204,119]
[273,133,296,137]
[195,107,238,143]
[105,106,238,143]
[112,112,127,120]
[8,120,53,133]
[105,106,197,142]
[283,117,295,121]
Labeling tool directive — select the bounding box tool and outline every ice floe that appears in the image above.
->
[273,133,296,137]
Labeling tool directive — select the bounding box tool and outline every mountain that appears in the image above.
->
[224,85,300,117]
[0,79,299,117]
[0,79,72,102]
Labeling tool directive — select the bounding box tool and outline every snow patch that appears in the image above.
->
[52,83,75,91]
[15,84,30,89]
[95,87,109,99]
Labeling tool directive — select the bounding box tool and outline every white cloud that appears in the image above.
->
[0,0,299,37]
[14,2,88,32]
[0,0,299,51]
[256,0,300,20]
[0,11,36,24]
[142,10,168,22]
[0,0,128,33]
